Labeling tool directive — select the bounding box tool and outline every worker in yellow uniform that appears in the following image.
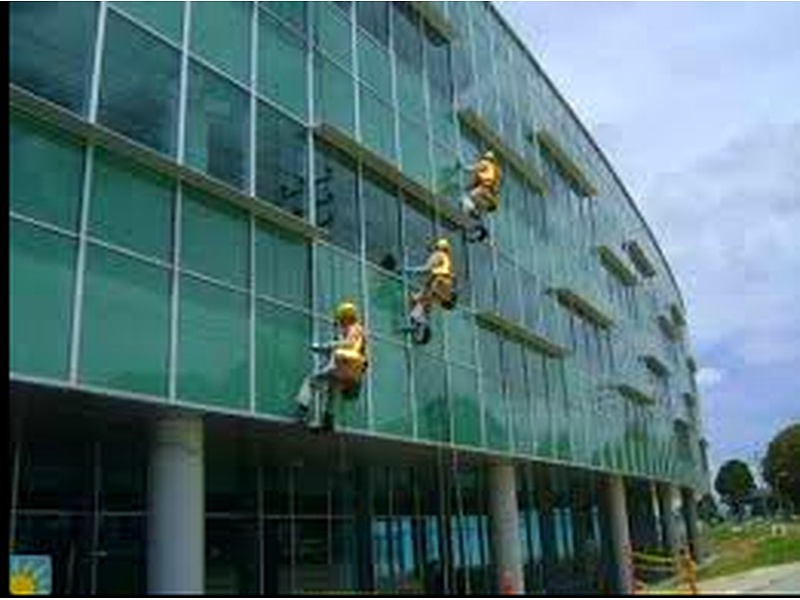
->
[296,301,368,430]
[404,238,456,344]
[461,150,501,241]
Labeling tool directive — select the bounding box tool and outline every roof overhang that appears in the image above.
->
[641,354,670,376]
[410,1,454,40]
[616,383,656,406]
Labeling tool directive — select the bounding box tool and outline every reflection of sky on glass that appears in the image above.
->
[498,2,800,478]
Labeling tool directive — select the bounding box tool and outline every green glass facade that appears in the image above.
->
[9,2,709,595]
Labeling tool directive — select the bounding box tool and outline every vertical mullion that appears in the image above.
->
[257,464,265,595]
[249,3,258,415]
[68,0,107,382]
[90,440,102,595]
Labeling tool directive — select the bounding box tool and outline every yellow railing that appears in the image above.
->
[628,548,698,595]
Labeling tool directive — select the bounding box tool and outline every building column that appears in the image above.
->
[681,487,700,561]
[488,462,525,594]
[605,475,634,594]
[657,483,679,556]
[148,413,205,594]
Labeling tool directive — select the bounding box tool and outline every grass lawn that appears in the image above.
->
[696,519,800,581]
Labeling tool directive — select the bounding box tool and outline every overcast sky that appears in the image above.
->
[497,1,800,480]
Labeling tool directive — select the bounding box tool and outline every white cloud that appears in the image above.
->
[696,367,725,389]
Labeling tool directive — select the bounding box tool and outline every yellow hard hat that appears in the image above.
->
[434,237,451,252]
[482,150,496,161]
[335,301,358,323]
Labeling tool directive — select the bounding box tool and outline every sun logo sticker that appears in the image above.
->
[9,555,52,596]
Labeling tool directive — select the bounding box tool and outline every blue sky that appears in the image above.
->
[497,1,800,481]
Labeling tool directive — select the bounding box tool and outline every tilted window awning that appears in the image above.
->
[623,240,657,278]
[596,245,638,286]
[670,303,686,327]
[641,353,670,376]
[314,122,471,230]
[476,311,570,358]
[616,383,656,406]
[548,287,615,329]
[658,314,680,340]
[457,108,548,195]
[686,356,698,373]
[409,1,454,40]
[534,129,598,198]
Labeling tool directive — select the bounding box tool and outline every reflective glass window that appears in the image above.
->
[185,61,250,190]
[359,87,396,162]
[315,142,360,254]
[255,222,310,307]
[258,12,307,120]
[370,337,412,436]
[79,246,170,397]
[356,1,388,46]
[98,11,181,156]
[255,101,308,218]
[315,55,355,134]
[9,2,97,115]
[177,277,249,409]
[10,222,76,380]
[181,187,249,288]
[89,150,174,261]
[261,1,307,35]
[110,2,183,43]
[364,170,401,272]
[314,2,352,67]
[9,116,84,232]
[190,1,251,84]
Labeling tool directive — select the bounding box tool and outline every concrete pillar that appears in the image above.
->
[657,483,679,556]
[605,475,634,594]
[488,463,525,594]
[681,487,700,561]
[148,413,205,594]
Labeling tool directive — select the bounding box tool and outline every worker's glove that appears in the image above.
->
[311,343,333,352]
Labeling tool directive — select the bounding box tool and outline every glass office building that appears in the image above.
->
[9,2,710,595]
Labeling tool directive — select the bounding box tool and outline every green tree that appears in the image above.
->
[697,493,720,524]
[714,459,756,519]
[762,422,800,515]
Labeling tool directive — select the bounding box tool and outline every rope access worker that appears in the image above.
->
[461,150,501,240]
[407,237,456,313]
[296,301,368,430]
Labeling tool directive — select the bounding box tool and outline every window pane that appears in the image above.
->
[360,87,396,163]
[10,222,76,380]
[314,2,352,66]
[186,61,250,190]
[367,266,404,342]
[261,1,307,35]
[450,364,480,447]
[98,12,181,156]
[9,2,97,115]
[470,242,495,313]
[177,276,249,409]
[315,142,360,254]
[425,25,452,104]
[255,222,310,307]
[79,246,170,397]
[396,62,426,122]
[392,2,421,71]
[444,309,476,367]
[358,32,392,100]
[402,198,434,272]
[90,150,174,260]
[356,1,388,46]
[206,518,259,595]
[364,170,400,272]
[110,1,183,43]
[497,254,521,323]
[315,55,355,134]
[315,243,362,319]
[255,300,311,418]
[399,117,430,186]
[190,1,251,84]
[258,13,307,120]
[9,116,84,232]
[371,337,411,437]
[255,101,308,218]
[414,351,449,442]
[181,187,249,288]
[484,375,509,452]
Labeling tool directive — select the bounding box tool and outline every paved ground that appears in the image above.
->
[698,561,800,594]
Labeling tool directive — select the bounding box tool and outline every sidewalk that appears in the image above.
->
[698,561,800,594]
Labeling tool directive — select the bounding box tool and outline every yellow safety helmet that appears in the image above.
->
[482,150,496,161]
[335,301,358,323]
[434,237,451,252]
